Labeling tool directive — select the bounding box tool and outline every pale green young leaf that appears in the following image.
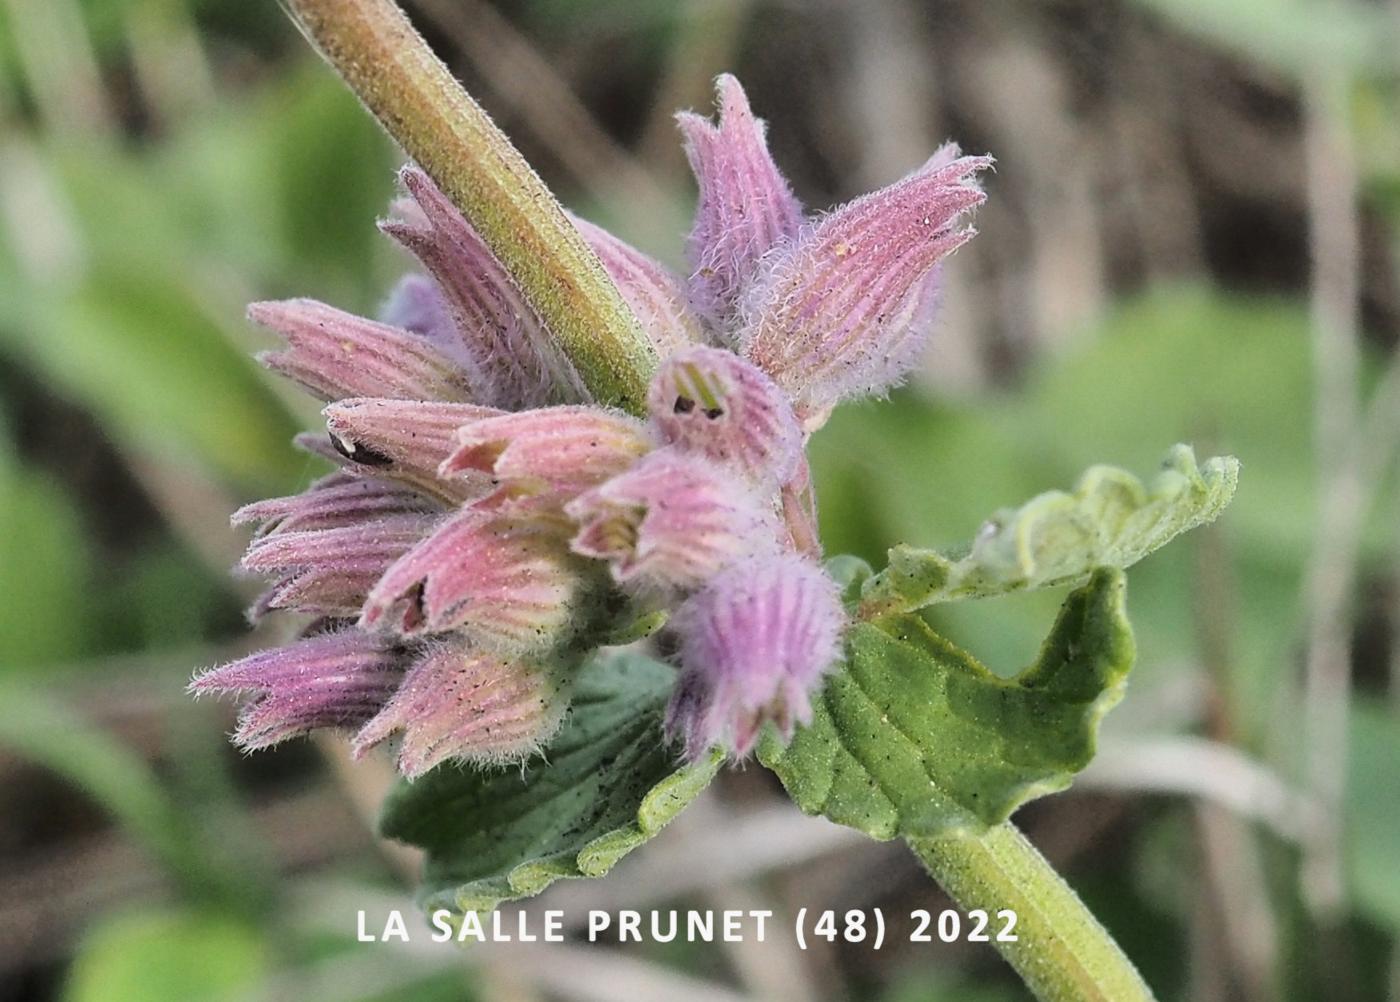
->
[761,568,1135,839]
[859,445,1237,617]
[379,651,719,916]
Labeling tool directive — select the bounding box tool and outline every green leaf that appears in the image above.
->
[379,651,720,915]
[761,568,1135,839]
[860,445,1238,617]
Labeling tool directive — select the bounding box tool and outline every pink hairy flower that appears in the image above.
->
[191,630,406,750]
[352,640,572,776]
[193,72,984,771]
[647,345,803,487]
[567,448,781,594]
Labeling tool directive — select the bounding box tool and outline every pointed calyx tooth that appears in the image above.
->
[189,630,407,750]
[323,397,502,498]
[439,405,653,500]
[665,553,846,760]
[240,512,437,619]
[567,448,779,593]
[568,213,704,357]
[646,345,803,487]
[741,152,991,412]
[233,472,442,538]
[678,74,804,332]
[249,298,477,403]
[383,166,587,409]
[361,508,594,654]
[352,640,572,778]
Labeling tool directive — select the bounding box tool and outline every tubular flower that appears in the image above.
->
[665,554,846,760]
[677,73,803,331]
[566,448,781,594]
[740,148,989,414]
[193,73,987,770]
[361,510,596,652]
[647,345,802,487]
[352,640,574,777]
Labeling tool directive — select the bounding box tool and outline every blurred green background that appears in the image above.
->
[1,1,1399,1000]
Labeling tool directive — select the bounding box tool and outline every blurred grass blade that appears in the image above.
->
[0,685,235,903]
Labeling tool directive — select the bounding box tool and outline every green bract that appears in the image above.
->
[761,568,1134,839]
[860,445,1239,617]
[379,651,719,915]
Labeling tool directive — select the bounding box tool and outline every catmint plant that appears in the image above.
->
[191,2,1241,1000]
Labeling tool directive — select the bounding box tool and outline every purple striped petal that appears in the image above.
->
[190,630,406,750]
[323,397,502,499]
[241,512,437,618]
[439,405,652,500]
[251,298,477,403]
[741,152,990,414]
[233,473,442,538]
[361,509,593,653]
[567,449,779,594]
[646,345,803,487]
[665,553,845,759]
[383,166,586,408]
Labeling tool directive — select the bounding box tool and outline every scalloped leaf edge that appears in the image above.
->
[763,567,1135,840]
[425,750,721,916]
[859,444,1238,617]
[402,750,719,915]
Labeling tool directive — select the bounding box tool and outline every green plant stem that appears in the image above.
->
[285,0,656,412]
[909,823,1156,1002]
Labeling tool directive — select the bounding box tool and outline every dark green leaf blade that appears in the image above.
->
[860,445,1237,617]
[379,651,720,915]
[762,568,1135,839]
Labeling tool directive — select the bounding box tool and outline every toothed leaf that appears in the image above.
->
[860,445,1238,617]
[761,568,1135,839]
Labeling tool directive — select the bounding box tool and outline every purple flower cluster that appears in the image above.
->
[192,76,987,774]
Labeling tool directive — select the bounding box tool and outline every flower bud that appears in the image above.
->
[383,166,585,408]
[323,397,501,498]
[189,630,405,750]
[233,472,440,538]
[439,406,652,500]
[647,345,802,487]
[240,512,437,619]
[665,553,845,759]
[352,641,571,777]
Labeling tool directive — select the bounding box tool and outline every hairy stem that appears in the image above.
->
[909,824,1156,1002]
[285,0,657,412]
